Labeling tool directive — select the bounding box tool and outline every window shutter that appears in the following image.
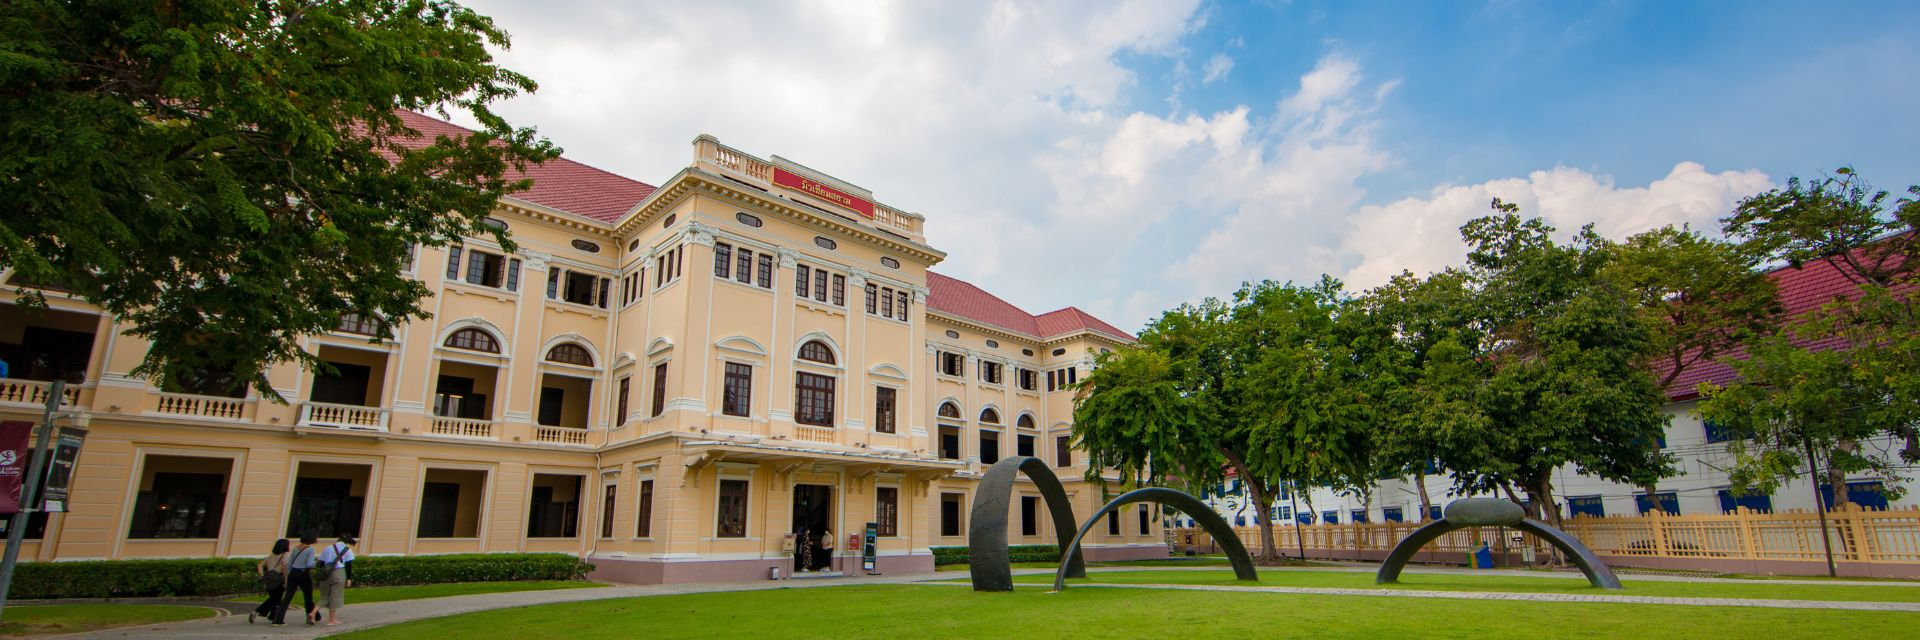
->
[506,259,521,291]
[598,277,610,308]
[466,250,485,285]
[445,247,462,280]
[547,269,561,298]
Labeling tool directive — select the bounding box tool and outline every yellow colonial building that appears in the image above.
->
[0,112,1159,583]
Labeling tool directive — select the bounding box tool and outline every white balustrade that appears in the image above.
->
[427,417,495,440]
[298,402,390,432]
[793,425,836,445]
[154,392,248,420]
[534,426,590,446]
[0,379,79,407]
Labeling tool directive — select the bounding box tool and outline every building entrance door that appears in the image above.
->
[791,484,833,572]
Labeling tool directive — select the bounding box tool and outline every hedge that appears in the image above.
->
[931,545,1060,566]
[11,553,594,599]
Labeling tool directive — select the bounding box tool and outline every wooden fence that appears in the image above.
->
[1174,504,1920,574]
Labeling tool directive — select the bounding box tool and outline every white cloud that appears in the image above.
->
[453,1,1773,334]
[1340,163,1774,289]
[1202,53,1234,84]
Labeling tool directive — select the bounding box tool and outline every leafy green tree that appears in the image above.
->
[1439,202,1675,527]
[1600,226,1781,510]
[1700,168,1920,506]
[1357,268,1479,517]
[0,0,558,397]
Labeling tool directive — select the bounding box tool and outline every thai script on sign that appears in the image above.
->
[773,167,875,218]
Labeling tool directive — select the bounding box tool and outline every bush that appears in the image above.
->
[931,545,1061,566]
[11,553,594,600]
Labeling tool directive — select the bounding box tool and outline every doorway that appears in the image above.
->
[791,484,833,572]
[285,462,370,540]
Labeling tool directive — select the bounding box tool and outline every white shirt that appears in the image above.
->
[316,542,355,568]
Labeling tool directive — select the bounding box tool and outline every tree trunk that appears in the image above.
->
[1639,482,1663,514]
[1220,448,1279,560]
[1528,477,1567,567]
[1414,473,1433,520]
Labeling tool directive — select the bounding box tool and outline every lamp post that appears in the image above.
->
[0,380,68,623]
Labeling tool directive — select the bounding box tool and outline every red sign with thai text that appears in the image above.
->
[772,167,875,218]
[0,421,33,515]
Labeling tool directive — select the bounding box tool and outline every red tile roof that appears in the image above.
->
[1036,307,1136,341]
[926,272,1134,342]
[391,110,656,224]
[1657,256,1867,401]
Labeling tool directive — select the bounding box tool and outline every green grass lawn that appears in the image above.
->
[228,580,605,605]
[332,583,1917,640]
[1002,569,1920,603]
[0,604,213,637]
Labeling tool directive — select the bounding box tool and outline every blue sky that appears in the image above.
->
[464,0,1919,331]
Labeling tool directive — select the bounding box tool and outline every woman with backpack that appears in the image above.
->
[312,534,356,626]
[275,534,319,626]
[248,539,290,625]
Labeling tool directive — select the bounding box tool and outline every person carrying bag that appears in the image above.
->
[313,534,357,627]
[249,539,290,625]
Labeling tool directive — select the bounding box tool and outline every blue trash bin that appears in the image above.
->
[1474,542,1493,569]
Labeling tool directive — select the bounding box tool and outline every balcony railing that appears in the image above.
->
[0,379,80,407]
[793,425,836,445]
[427,416,495,440]
[692,135,924,240]
[154,392,247,420]
[534,426,590,446]
[298,402,390,432]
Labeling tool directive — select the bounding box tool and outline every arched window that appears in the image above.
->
[546,343,593,367]
[798,340,835,365]
[938,402,961,420]
[444,328,499,353]
[979,408,1000,424]
[1017,414,1036,430]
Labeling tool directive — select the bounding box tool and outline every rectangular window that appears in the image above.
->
[939,352,963,377]
[1139,504,1151,534]
[939,427,961,460]
[715,243,733,278]
[794,372,836,426]
[672,246,682,280]
[636,479,655,537]
[1715,489,1771,514]
[1018,369,1037,391]
[655,255,666,287]
[717,479,748,538]
[1568,495,1606,518]
[1021,496,1039,536]
[601,484,618,539]
[1382,507,1404,522]
[865,284,879,314]
[1055,436,1071,467]
[896,291,909,321]
[615,377,630,426]
[1634,491,1680,515]
[562,270,599,306]
[506,259,522,292]
[736,248,754,284]
[814,269,828,303]
[874,387,897,434]
[1067,367,1077,384]
[831,274,845,306]
[756,253,773,288]
[1047,370,1056,392]
[880,287,894,318]
[876,486,899,537]
[796,265,811,298]
[598,277,609,308]
[1703,420,1734,444]
[464,249,507,288]
[1106,510,1119,535]
[128,456,233,539]
[1017,433,1035,457]
[651,362,668,417]
[445,246,463,280]
[981,362,1002,384]
[940,492,964,537]
[723,362,753,417]
[979,430,999,465]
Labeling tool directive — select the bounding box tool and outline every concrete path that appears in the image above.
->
[53,565,1920,639]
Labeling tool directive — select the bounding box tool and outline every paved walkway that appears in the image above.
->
[54,565,1920,639]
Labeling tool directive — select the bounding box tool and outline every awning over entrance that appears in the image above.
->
[678,440,964,494]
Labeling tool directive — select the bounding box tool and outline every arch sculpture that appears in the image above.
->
[967,456,1088,591]
[1053,487,1257,592]
[1376,498,1622,589]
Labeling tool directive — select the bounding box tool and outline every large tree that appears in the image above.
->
[1699,168,1920,506]
[1599,225,1781,510]
[1439,203,1675,528]
[1357,268,1480,519]
[0,0,557,397]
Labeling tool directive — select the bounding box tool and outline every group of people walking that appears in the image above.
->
[249,533,357,627]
